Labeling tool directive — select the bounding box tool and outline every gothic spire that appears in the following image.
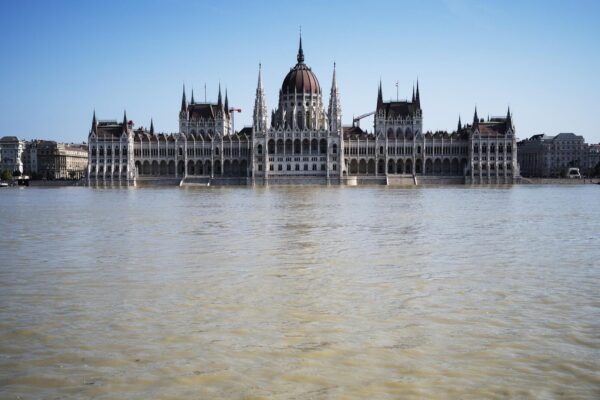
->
[506,106,512,129]
[457,115,462,131]
[415,80,420,108]
[191,88,195,104]
[150,118,154,135]
[253,63,268,131]
[473,106,479,127]
[328,62,341,133]
[122,110,128,132]
[257,62,263,90]
[217,83,223,109]
[91,110,97,133]
[377,80,383,110]
[180,84,187,112]
[297,32,304,64]
[412,85,415,102]
[224,89,229,111]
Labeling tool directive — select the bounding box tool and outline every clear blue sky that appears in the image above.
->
[1,0,599,143]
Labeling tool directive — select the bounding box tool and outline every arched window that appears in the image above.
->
[268,140,275,154]
[91,147,96,156]
[294,139,301,154]
[122,146,127,156]
[319,139,327,154]
[379,146,384,155]
[215,147,220,156]
[257,144,263,155]
[332,144,338,154]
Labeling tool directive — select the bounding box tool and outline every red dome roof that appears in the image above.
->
[280,36,321,95]
[281,64,321,95]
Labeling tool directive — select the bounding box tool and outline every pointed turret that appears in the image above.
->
[473,107,479,127]
[377,80,383,110]
[506,106,513,131]
[150,118,154,135]
[91,110,97,134]
[180,84,187,113]
[224,89,229,114]
[253,63,268,131]
[191,89,195,104]
[328,62,342,133]
[415,80,420,108]
[412,85,415,102]
[217,83,223,110]
[122,110,128,133]
[457,115,462,131]
[297,33,304,64]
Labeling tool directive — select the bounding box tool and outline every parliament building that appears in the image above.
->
[88,37,520,186]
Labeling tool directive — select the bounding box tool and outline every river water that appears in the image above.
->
[1,185,599,399]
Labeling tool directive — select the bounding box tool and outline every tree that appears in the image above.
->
[1,170,12,181]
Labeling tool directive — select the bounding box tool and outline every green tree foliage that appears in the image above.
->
[1,170,12,181]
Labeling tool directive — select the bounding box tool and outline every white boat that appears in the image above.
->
[0,182,9,188]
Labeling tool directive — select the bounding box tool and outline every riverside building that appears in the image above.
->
[517,133,600,177]
[88,38,520,186]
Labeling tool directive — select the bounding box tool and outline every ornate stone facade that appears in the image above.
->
[87,37,520,186]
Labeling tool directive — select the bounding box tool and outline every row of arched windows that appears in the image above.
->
[386,127,417,139]
[91,146,127,157]
[474,143,512,153]
[262,139,332,155]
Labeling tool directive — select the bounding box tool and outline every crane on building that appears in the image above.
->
[352,111,375,128]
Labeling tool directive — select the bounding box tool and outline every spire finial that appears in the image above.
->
[224,88,229,112]
[332,62,337,86]
[257,63,263,89]
[91,110,97,133]
[458,115,462,131]
[473,106,479,126]
[297,29,304,64]
[181,84,187,112]
[122,109,128,132]
[377,80,383,110]
[217,83,222,108]
[415,79,420,107]
[191,88,195,104]
[150,118,154,134]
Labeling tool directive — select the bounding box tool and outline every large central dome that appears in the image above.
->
[281,37,321,95]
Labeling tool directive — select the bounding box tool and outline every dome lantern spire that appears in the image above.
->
[297,31,304,64]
